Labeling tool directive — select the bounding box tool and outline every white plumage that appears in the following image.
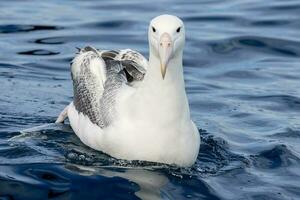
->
[56,15,200,167]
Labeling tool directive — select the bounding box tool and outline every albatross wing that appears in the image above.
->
[55,46,148,127]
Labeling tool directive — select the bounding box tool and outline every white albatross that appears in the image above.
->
[56,15,200,167]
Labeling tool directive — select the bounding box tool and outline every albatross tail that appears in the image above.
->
[55,104,70,123]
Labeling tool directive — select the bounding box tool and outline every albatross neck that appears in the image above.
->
[134,50,190,121]
[146,52,185,86]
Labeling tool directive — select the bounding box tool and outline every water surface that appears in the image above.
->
[0,0,300,199]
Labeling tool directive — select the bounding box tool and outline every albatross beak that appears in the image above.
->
[159,33,172,79]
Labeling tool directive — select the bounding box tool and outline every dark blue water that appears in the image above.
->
[1,0,300,199]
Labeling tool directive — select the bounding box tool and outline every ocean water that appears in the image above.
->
[0,0,300,199]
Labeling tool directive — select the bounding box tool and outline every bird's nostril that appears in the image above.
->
[160,43,162,46]
[168,43,171,47]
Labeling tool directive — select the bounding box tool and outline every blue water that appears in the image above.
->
[1,0,300,199]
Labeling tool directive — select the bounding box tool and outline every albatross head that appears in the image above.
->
[148,14,185,79]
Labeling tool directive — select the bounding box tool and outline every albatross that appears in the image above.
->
[56,15,200,167]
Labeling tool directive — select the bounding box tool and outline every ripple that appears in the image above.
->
[270,128,300,138]
[269,3,300,11]
[0,63,22,69]
[251,144,300,169]
[33,37,65,45]
[34,34,146,45]
[237,36,300,57]
[0,163,139,200]
[210,36,300,57]
[84,20,136,29]
[18,50,60,56]
[0,24,61,34]
[0,145,38,159]
[22,62,68,73]
[271,47,298,57]
[191,100,227,113]
[250,19,290,26]
[194,131,248,175]
[237,94,300,112]
[0,114,54,130]
[238,38,267,47]
[183,15,236,22]
[212,70,267,80]
[25,168,70,185]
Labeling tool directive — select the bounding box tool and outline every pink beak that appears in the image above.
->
[159,32,173,79]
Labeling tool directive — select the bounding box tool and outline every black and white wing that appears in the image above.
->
[55,46,148,128]
[100,48,148,82]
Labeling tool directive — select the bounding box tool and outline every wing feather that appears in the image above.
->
[56,46,148,127]
[101,48,148,82]
[71,47,106,127]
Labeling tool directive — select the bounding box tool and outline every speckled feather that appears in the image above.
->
[72,51,104,127]
[72,46,148,128]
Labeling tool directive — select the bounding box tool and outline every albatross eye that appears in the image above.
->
[152,26,156,33]
[176,27,181,33]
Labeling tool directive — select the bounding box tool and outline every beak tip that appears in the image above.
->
[160,63,167,79]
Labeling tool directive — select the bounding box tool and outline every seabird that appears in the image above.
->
[56,15,200,167]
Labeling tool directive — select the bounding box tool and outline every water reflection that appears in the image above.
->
[69,165,168,200]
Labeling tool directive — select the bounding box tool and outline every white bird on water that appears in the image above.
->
[56,15,200,167]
